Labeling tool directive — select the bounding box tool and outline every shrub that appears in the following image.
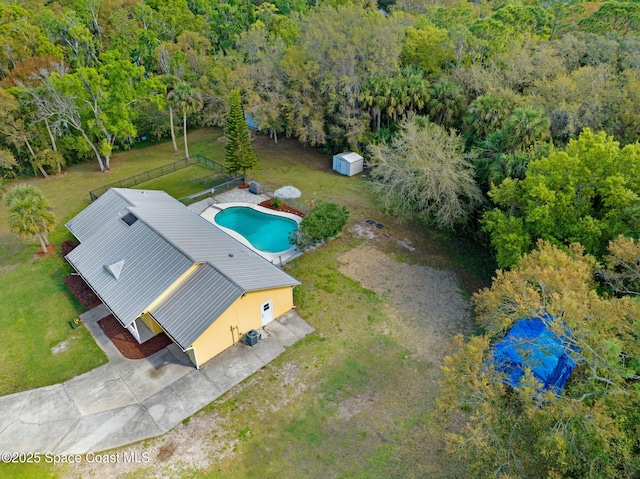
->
[271,196,283,208]
[291,202,349,249]
[61,239,80,257]
[64,274,100,309]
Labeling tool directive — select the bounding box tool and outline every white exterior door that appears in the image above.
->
[261,300,274,326]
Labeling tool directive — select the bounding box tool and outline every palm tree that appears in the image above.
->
[464,94,512,147]
[161,75,179,153]
[168,82,203,159]
[428,80,466,128]
[3,183,44,207]
[360,76,392,131]
[398,65,430,116]
[8,193,56,254]
[388,77,410,121]
[503,106,550,152]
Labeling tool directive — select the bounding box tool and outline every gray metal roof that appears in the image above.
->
[65,187,299,345]
[66,189,131,242]
[113,188,300,291]
[148,263,244,350]
[65,215,193,327]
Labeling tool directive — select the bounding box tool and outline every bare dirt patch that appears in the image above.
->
[51,340,69,354]
[66,412,232,479]
[35,244,55,257]
[337,393,378,421]
[0,263,19,275]
[337,243,473,359]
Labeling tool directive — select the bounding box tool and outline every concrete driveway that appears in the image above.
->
[0,305,313,454]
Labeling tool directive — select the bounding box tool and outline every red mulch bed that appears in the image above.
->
[98,314,173,359]
[258,199,306,218]
[36,244,55,257]
[64,274,101,309]
[61,239,80,257]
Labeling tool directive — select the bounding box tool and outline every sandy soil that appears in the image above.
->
[337,243,473,359]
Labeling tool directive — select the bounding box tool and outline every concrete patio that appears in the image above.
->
[0,305,313,455]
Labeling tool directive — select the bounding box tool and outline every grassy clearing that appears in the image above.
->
[101,239,468,478]
[0,253,107,395]
[245,135,379,221]
[136,163,230,199]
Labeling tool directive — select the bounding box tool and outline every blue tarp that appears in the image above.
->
[492,315,575,394]
[244,111,259,131]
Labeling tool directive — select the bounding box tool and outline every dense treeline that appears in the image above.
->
[1,0,639,174]
[3,1,640,475]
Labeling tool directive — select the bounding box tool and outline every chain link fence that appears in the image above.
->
[89,155,230,201]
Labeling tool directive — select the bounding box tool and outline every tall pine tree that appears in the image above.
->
[225,89,259,182]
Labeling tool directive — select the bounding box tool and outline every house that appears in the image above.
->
[332,152,364,177]
[65,188,300,368]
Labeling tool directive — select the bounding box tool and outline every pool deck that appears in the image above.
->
[188,189,270,215]
[213,188,270,205]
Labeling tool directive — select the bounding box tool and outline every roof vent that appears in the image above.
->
[104,260,125,280]
[228,253,234,257]
[121,212,138,226]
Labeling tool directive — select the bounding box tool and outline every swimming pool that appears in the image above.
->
[212,206,299,253]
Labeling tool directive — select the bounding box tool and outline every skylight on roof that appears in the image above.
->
[121,212,138,226]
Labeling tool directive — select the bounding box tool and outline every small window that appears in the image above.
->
[121,212,138,226]
[263,303,270,311]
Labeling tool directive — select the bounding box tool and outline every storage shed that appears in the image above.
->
[332,152,364,177]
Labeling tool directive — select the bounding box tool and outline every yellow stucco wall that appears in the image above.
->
[189,286,294,367]
[139,312,164,335]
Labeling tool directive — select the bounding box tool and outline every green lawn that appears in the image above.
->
[0,253,107,395]
[189,240,465,479]
[136,163,230,200]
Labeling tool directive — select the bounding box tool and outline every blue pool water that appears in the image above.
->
[215,207,298,253]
